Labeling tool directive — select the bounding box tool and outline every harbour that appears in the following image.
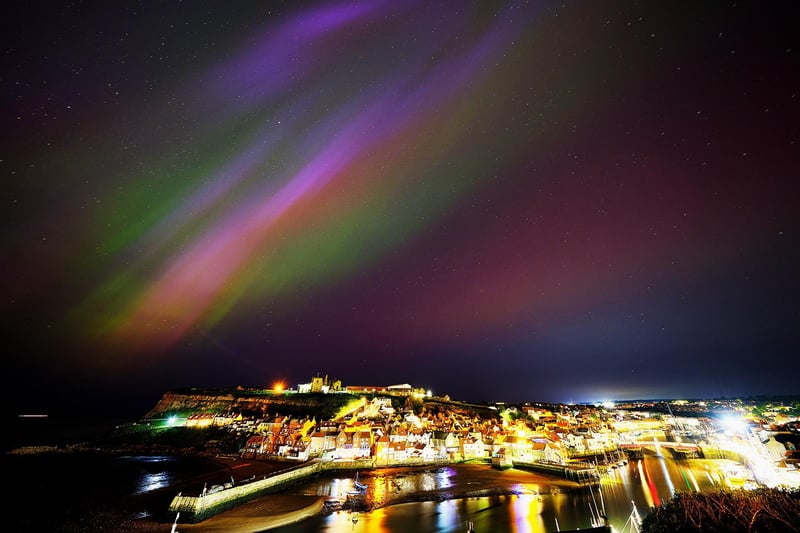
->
[270,454,733,532]
[2,438,787,532]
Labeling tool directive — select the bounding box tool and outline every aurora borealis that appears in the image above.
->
[4,1,799,416]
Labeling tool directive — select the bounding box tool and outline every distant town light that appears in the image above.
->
[720,415,747,433]
[273,382,285,393]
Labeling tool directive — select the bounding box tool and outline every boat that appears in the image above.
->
[724,466,754,488]
[552,515,610,532]
[552,486,612,532]
[354,471,368,491]
[617,500,643,533]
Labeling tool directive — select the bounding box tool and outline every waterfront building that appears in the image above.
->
[460,435,484,459]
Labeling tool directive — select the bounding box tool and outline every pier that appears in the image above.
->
[512,459,601,485]
[168,455,605,523]
[169,460,322,523]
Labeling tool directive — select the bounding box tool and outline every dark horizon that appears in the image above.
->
[4,1,799,418]
[10,374,800,422]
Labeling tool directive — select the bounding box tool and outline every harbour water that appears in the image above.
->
[270,455,738,532]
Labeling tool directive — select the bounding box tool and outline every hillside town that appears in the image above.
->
[152,375,800,489]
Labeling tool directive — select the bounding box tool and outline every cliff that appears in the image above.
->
[143,388,359,420]
[143,388,499,423]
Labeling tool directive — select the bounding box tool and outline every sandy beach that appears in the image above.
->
[177,494,326,533]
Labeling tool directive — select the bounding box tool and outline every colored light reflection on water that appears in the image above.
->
[508,492,547,533]
[274,457,735,532]
[642,458,660,506]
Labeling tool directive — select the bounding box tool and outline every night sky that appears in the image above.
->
[3,1,798,418]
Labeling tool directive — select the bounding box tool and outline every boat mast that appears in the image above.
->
[620,500,643,533]
[630,500,643,532]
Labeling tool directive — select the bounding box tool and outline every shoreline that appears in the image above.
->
[154,459,584,531]
[177,494,326,533]
[5,448,584,531]
[12,449,765,532]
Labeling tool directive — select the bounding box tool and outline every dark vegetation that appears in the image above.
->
[641,488,800,533]
[102,425,246,454]
[422,397,498,419]
[150,389,364,421]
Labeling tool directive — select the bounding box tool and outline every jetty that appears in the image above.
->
[512,459,600,485]
[169,460,322,522]
[168,458,379,523]
[169,455,602,523]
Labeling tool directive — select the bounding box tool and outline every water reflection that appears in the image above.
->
[437,499,457,530]
[641,459,659,506]
[418,467,454,492]
[127,455,175,495]
[134,471,171,493]
[273,457,746,532]
[509,493,546,533]
[658,456,676,498]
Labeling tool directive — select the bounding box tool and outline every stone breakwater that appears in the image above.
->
[169,460,322,522]
[177,495,326,533]
[174,461,585,531]
[167,455,594,527]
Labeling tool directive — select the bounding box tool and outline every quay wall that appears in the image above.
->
[512,459,600,485]
[169,457,455,523]
[321,458,453,471]
[169,460,322,523]
[169,455,601,523]
[699,444,746,464]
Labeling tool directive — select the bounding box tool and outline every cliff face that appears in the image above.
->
[144,388,498,423]
[143,388,357,420]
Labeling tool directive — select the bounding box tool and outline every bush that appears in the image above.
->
[641,488,800,533]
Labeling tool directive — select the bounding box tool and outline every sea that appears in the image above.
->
[4,416,225,531]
